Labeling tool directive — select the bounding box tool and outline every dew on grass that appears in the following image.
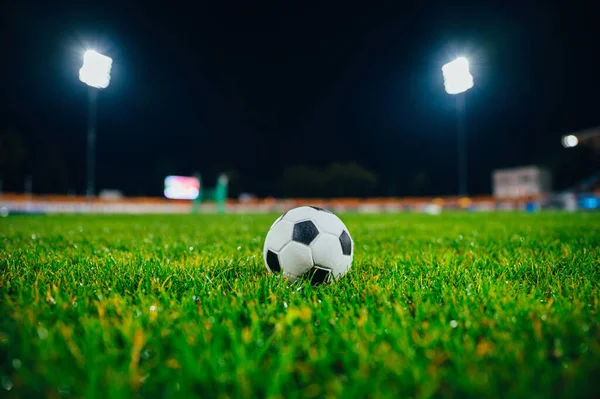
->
[37,326,48,340]
[58,385,71,396]
[1,376,13,391]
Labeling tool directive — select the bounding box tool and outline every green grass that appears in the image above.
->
[1,212,599,398]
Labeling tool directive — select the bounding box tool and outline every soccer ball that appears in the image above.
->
[263,206,354,284]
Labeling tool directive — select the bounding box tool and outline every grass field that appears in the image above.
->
[1,212,599,398]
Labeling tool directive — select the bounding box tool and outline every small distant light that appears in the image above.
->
[442,57,474,95]
[562,135,578,148]
[580,197,599,209]
[79,50,113,89]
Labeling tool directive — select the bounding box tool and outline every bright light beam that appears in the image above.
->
[79,50,112,89]
[442,57,474,95]
[562,135,579,148]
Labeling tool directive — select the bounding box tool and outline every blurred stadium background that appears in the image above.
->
[1,124,598,215]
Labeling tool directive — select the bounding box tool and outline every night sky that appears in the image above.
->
[1,0,598,197]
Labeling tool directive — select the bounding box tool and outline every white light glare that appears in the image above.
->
[562,135,579,148]
[79,50,113,89]
[442,57,474,95]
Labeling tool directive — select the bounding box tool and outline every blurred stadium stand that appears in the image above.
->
[1,190,598,215]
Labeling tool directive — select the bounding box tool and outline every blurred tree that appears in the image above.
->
[281,162,378,198]
[222,168,241,198]
[0,129,72,194]
[33,143,70,193]
[408,171,432,196]
[324,162,378,197]
[281,165,324,197]
[0,129,30,191]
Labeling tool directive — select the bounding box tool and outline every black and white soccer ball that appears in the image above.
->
[263,206,354,284]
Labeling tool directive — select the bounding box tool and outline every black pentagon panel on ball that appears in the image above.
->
[309,206,332,213]
[339,230,352,256]
[292,220,320,245]
[266,250,281,273]
[309,266,332,285]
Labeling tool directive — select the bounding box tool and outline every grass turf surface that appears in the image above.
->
[1,213,599,398]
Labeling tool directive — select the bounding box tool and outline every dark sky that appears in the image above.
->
[1,0,598,197]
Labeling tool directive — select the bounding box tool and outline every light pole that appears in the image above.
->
[79,50,112,198]
[442,56,474,197]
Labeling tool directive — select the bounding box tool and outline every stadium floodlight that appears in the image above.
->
[79,50,113,89]
[442,57,474,95]
[79,50,112,198]
[561,135,579,148]
[442,56,474,196]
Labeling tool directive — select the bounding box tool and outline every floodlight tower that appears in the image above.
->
[79,50,113,198]
[442,57,474,197]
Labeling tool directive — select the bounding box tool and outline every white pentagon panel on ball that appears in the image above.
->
[264,220,294,252]
[311,233,353,279]
[278,241,315,281]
